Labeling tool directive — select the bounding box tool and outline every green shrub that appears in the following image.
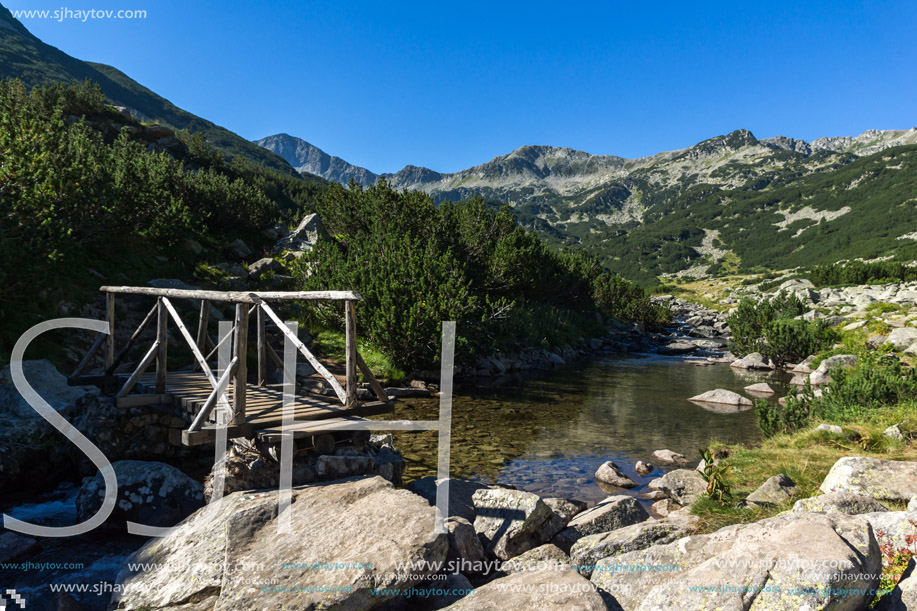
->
[755,394,812,437]
[762,318,838,367]
[809,261,917,288]
[727,291,809,358]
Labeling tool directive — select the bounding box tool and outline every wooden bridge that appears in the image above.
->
[68,287,393,446]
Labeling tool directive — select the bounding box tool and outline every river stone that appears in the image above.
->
[591,511,880,611]
[595,461,638,488]
[571,516,700,577]
[820,457,917,502]
[886,327,917,351]
[501,543,572,574]
[652,449,687,465]
[651,499,682,517]
[552,495,649,552]
[655,469,707,506]
[744,382,774,394]
[688,389,753,407]
[409,476,488,522]
[0,359,90,419]
[635,461,654,476]
[793,491,890,515]
[77,460,204,528]
[659,341,698,355]
[112,476,447,611]
[792,355,816,374]
[744,473,799,507]
[730,352,774,370]
[472,488,558,560]
[446,516,486,571]
[442,568,608,610]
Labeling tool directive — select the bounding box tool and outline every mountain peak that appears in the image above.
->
[255,133,378,186]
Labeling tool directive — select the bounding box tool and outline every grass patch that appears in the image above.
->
[312,329,405,384]
[691,412,917,534]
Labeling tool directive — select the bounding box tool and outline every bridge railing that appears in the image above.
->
[69,287,389,430]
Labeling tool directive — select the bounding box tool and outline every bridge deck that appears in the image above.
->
[128,371,392,446]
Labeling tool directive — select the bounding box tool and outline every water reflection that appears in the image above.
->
[385,355,787,503]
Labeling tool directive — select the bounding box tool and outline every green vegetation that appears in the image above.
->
[726,292,837,366]
[311,329,405,383]
[292,181,671,370]
[0,80,320,360]
[809,260,917,288]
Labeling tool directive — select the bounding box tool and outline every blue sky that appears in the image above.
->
[7,0,917,173]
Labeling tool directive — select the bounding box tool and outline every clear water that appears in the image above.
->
[388,354,788,503]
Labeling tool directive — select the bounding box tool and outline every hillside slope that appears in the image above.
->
[0,2,298,175]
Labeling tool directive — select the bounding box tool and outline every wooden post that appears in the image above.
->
[232,303,248,426]
[345,300,357,408]
[195,299,210,366]
[106,292,116,369]
[256,305,266,386]
[155,298,167,393]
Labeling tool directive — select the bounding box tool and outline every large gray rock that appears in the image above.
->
[408,476,488,522]
[111,476,447,611]
[500,543,572,574]
[443,568,608,610]
[229,238,252,258]
[861,511,917,554]
[272,212,328,254]
[552,496,649,552]
[793,491,890,515]
[744,382,775,394]
[0,359,89,419]
[820,457,917,502]
[652,449,687,465]
[591,511,880,611]
[472,488,558,560]
[730,352,774,370]
[655,469,707,506]
[445,516,486,571]
[809,354,858,386]
[744,473,798,507]
[247,256,284,278]
[886,327,917,351]
[688,389,753,408]
[571,516,700,577]
[595,461,638,488]
[77,460,204,528]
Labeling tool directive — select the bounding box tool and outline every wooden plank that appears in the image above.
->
[106,292,116,369]
[100,286,362,303]
[194,299,210,370]
[116,393,171,408]
[257,306,266,386]
[117,340,161,398]
[189,357,238,432]
[355,351,390,405]
[259,302,347,405]
[71,332,106,379]
[232,303,248,426]
[257,417,371,442]
[105,302,158,375]
[155,299,168,393]
[345,300,357,408]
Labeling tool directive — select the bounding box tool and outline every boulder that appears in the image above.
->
[112,476,447,611]
[591,512,880,611]
[652,449,688,465]
[791,355,816,374]
[861,511,917,554]
[595,461,638,488]
[659,341,697,355]
[815,423,844,435]
[229,238,253,258]
[500,543,572,574]
[884,424,906,440]
[0,359,90,419]
[809,354,858,386]
[472,488,558,560]
[445,516,486,572]
[542,497,587,535]
[886,327,917,351]
[743,382,774,394]
[650,499,682,518]
[687,389,753,407]
[729,352,774,370]
[793,491,890,515]
[571,516,700,577]
[273,213,328,254]
[635,461,654,476]
[77,460,204,528]
[744,473,798,507]
[408,477,488,522]
[910,496,917,512]
[442,568,608,610]
[820,457,917,502]
[654,469,707,506]
[247,257,284,278]
[552,496,649,552]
